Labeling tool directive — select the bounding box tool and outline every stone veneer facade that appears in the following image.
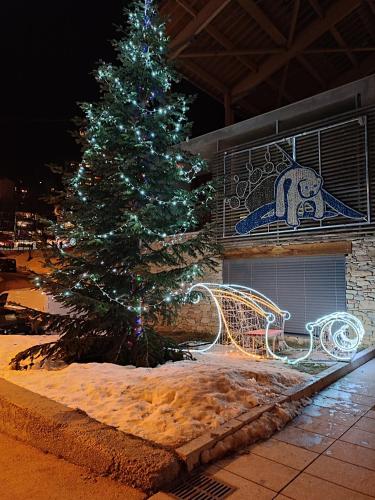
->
[156,260,222,336]
[346,236,375,345]
[159,235,375,347]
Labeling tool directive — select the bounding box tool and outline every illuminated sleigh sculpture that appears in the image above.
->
[187,283,289,358]
[187,283,364,364]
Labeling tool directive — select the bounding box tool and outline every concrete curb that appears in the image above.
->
[0,377,183,494]
[176,345,375,470]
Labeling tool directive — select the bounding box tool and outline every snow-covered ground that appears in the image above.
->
[11,251,50,275]
[0,335,308,448]
[1,252,68,314]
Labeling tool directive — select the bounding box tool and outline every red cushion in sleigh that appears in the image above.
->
[242,329,283,337]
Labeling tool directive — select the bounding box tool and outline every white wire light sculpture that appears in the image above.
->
[186,283,364,364]
[186,283,292,359]
[306,312,365,361]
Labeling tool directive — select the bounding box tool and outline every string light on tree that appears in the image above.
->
[15,0,218,370]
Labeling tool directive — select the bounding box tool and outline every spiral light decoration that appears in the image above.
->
[306,312,365,361]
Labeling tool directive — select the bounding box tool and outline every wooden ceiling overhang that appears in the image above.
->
[159,0,375,124]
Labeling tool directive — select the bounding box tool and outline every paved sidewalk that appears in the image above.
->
[0,432,145,500]
[154,358,375,499]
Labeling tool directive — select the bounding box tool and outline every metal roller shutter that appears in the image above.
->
[223,255,346,334]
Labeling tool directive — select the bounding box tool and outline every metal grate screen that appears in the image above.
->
[223,255,346,334]
[216,115,370,244]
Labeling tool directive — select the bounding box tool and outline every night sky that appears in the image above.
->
[1,0,223,194]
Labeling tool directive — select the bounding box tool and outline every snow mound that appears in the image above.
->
[0,336,307,447]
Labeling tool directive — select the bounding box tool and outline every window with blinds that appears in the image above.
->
[223,255,346,335]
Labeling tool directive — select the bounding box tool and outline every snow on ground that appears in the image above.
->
[0,335,308,448]
[10,251,50,275]
[6,289,48,312]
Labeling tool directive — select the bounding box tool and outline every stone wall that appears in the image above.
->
[346,237,375,346]
[156,261,222,336]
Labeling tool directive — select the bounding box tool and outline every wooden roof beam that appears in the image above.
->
[296,55,326,88]
[366,0,375,15]
[236,0,286,46]
[176,62,259,121]
[174,1,258,72]
[276,0,300,105]
[159,1,172,17]
[181,60,229,95]
[308,0,358,67]
[237,0,316,103]
[236,0,295,103]
[169,0,231,59]
[305,47,375,53]
[231,0,361,100]
[307,0,324,18]
[205,27,258,72]
[177,73,224,105]
[206,24,293,105]
[179,47,375,57]
[176,0,196,18]
[330,26,358,67]
[178,48,284,57]
[197,41,374,57]
[172,0,286,111]
[181,64,261,116]
[170,0,258,111]
[331,51,375,87]
[166,2,192,34]
[359,2,375,41]
[288,0,300,48]
[224,241,352,259]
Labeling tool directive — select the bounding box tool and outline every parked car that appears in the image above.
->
[0,258,17,272]
[0,293,44,334]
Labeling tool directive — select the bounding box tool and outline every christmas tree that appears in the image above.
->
[12,0,218,369]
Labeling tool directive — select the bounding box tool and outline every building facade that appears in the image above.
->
[165,75,375,346]
[0,178,16,247]
[0,180,43,249]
